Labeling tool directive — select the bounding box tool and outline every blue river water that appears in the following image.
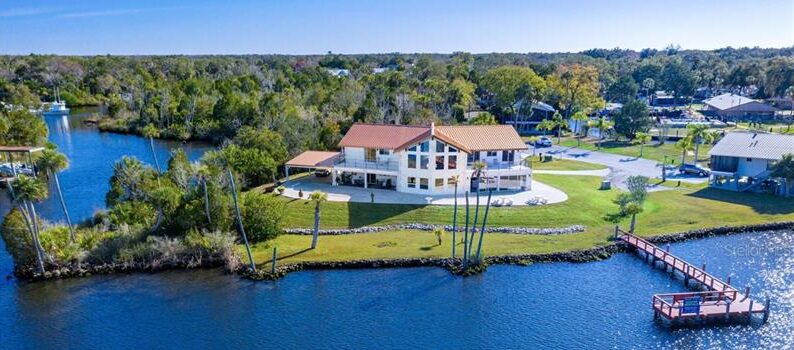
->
[1,112,792,349]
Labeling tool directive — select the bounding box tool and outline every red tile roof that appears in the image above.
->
[338,124,430,150]
[435,125,528,152]
[336,123,527,153]
[286,151,341,168]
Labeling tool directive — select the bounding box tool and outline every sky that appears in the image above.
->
[0,0,792,55]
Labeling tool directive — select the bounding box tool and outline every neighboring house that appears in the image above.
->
[501,101,556,135]
[708,132,794,193]
[372,67,389,74]
[703,93,778,119]
[286,123,531,195]
[650,91,690,107]
[326,68,351,77]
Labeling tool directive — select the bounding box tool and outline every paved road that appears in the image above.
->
[524,145,708,190]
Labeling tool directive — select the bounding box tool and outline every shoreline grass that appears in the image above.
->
[252,174,794,266]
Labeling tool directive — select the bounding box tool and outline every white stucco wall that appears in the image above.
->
[737,157,772,177]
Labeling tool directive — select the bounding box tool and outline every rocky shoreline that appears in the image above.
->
[11,257,232,282]
[284,223,586,235]
[11,221,794,282]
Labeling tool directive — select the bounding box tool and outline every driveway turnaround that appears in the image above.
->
[529,145,708,189]
[281,176,567,206]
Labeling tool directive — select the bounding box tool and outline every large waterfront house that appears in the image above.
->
[708,132,794,193]
[286,123,531,195]
[703,93,778,120]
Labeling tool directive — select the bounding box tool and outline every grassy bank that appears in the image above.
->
[251,173,794,267]
[532,159,607,171]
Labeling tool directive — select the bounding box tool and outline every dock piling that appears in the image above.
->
[763,298,771,323]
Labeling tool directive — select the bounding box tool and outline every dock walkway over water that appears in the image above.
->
[618,229,769,325]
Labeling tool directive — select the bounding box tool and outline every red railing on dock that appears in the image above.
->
[618,230,768,323]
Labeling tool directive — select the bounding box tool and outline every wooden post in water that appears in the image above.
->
[228,169,256,272]
[744,286,751,301]
[763,298,771,323]
[271,247,277,274]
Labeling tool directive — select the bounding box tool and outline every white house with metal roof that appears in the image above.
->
[286,123,531,195]
[703,93,778,119]
[708,132,794,192]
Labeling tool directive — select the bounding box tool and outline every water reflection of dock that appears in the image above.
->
[618,229,770,326]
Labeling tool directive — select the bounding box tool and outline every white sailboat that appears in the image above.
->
[43,87,70,116]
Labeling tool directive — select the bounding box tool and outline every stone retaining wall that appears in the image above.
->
[284,223,585,235]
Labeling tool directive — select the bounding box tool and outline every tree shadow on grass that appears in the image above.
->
[686,187,794,215]
[276,247,312,261]
[346,201,428,228]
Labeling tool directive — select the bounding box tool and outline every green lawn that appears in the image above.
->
[558,136,712,165]
[532,158,607,171]
[251,173,794,266]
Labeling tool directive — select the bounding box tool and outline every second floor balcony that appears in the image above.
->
[334,158,399,172]
[467,161,531,172]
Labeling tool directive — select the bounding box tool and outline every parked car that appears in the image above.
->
[314,169,331,177]
[533,136,553,148]
[679,163,710,177]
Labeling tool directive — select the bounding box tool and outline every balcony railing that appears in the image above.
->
[467,162,530,171]
[334,159,399,172]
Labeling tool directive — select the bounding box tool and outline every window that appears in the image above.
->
[468,151,480,164]
[407,177,416,188]
[435,155,444,170]
[448,146,457,153]
[420,141,430,153]
[435,178,444,188]
[419,178,429,190]
[365,148,377,162]
[502,150,515,162]
[448,155,457,170]
[408,154,417,169]
[487,151,497,157]
[448,176,457,188]
[435,140,445,153]
[420,155,429,169]
[408,145,417,152]
[379,149,390,155]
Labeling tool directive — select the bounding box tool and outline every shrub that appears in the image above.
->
[107,201,156,229]
[40,226,88,264]
[1,209,35,268]
[241,191,286,242]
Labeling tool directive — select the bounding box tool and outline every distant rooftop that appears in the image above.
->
[703,93,778,112]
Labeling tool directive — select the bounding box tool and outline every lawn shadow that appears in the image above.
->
[276,247,312,261]
[346,201,428,228]
[686,187,794,215]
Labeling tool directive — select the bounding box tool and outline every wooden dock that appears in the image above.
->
[618,230,769,325]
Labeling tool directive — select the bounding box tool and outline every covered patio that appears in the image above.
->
[0,146,45,185]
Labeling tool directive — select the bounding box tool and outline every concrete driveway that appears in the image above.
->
[525,145,708,190]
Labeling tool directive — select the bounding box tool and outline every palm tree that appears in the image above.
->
[625,201,643,234]
[537,119,556,137]
[9,175,48,273]
[633,132,652,158]
[468,161,487,254]
[474,189,493,263]
[642,78,655,101]
[551,111,567,144]
[141,124,162,174]
[525,136,540,157]
[227,168,255,272]
[196,165,213,226]
[771,154,794,197]
[675,137,694,165]
[36,149,75,242]
[571,111,589,147]
[309,191,328,249]
[590,117,613,150]
[785,86,794,129]
[686,124,716,165]
[450,175,459,258]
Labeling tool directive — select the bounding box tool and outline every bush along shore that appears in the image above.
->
[283,224,586,235]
